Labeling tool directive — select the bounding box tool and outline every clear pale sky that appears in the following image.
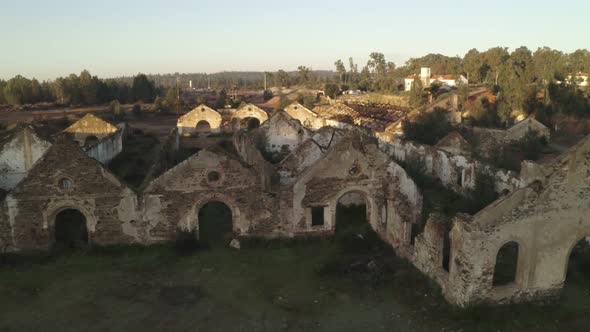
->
[1,0,588,80]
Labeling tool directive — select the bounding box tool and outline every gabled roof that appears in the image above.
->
[507,117,548,133]
[434,131,471,156]
[63,114,118,135]
[284,102,318,116]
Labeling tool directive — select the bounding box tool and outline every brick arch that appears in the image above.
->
[561,231,590,284]
[185,193,242,235]
[43,200,98,244]
[328,186,376,231]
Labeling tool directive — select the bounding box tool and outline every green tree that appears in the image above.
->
[324,83,340,99]
[3,75,32,105]
[275,70,290,88]
[463,48,485,83]
[497,47,536,121]
[402,108,453,145]
[483,47,510,85]
[335,59,346,83]
[214,89,227,109]
[132,73,156,103]
[110,100,124,120]
[409,76,426,108]
[297,66,311,86]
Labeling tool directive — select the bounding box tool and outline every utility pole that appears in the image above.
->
[264,72,267,91]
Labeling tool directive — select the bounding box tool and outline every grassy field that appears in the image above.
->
[1,208,589,332]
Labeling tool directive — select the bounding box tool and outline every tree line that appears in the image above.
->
[0,70,157,107]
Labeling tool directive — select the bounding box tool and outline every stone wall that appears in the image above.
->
[84,129,123,164]
[177,105,223,136]
[379,138,522,194]
[143,148,279,241]
[0,127,51,191]
[425,135,590,306]
[3,140,139,251]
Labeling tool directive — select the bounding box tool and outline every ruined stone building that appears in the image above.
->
[0,104,588,308]
[63,114,124,164]
[177,103,269,136]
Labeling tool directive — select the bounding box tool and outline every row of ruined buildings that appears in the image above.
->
[0,99,587,307]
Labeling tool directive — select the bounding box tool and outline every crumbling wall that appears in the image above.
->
[379,138,521,194]
[0,127,51,191]
[84,129,123,164]
[143,148,280,241]
[438,136,590,306]
[277,127,345,186]
[412,214,451,292]
[177,105,223,136]
[5,141,139,251]
[288,133,421,251]
[233,130,278,192]
[284,102,326,130]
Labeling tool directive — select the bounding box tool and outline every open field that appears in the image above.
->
[1,209,589,332]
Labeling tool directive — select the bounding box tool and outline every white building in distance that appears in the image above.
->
[405,67,468,91]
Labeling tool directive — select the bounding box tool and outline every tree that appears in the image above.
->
[463,48,485,83]
[132,73,156,103]
[297,66,311,86]
[276,70,290,88]
[335,59,346,83]
[110,100,124,120]
[153,96,165,113]
[402,108,453,145]
[132,103,142,116]
[324,83,340,99]
[497,47,536,121]
[483,47,510,85]
[533,47,566,84]
[409,76,426,108]
[3,75,32,105]
[0,80,6,104]
[214,89,227,109]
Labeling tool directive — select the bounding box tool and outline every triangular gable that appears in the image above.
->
[64,114,118,135]
[10,139,127,198]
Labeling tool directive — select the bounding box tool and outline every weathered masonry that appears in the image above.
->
[1,108,589,307]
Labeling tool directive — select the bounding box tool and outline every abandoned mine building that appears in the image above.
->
[0,100,588,308]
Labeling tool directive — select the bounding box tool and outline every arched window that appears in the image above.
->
[493,241,519,286]
[196,120,211,133]
[58,178,73,191]
[84,135,99,146]
[207,171,221,182]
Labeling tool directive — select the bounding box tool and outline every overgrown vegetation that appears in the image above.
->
[402,107,453,145]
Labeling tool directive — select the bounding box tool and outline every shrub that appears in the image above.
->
[402,107,452,145]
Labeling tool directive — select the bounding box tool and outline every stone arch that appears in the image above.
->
[186,193,242,236]
[562,233,590,283]
[328,186,376,232]
[84,135,99,146]
[231,105,268,130]
[44,202,97,246]
[241,117,260,130]
[196,120,211,133]
[492,240,521,286]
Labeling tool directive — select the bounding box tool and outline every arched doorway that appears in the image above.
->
[54,209,88,249]
[335,191,368,234]
[241,117,260,130]
[196,120,211,133]
[198,201,233,248]
[493,241,519,286]
[565,237,590,284]
[84,135,99,147]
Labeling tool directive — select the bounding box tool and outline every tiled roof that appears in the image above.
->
[316,102,409,132]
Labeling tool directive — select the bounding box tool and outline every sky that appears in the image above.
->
[1,0,589,80]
